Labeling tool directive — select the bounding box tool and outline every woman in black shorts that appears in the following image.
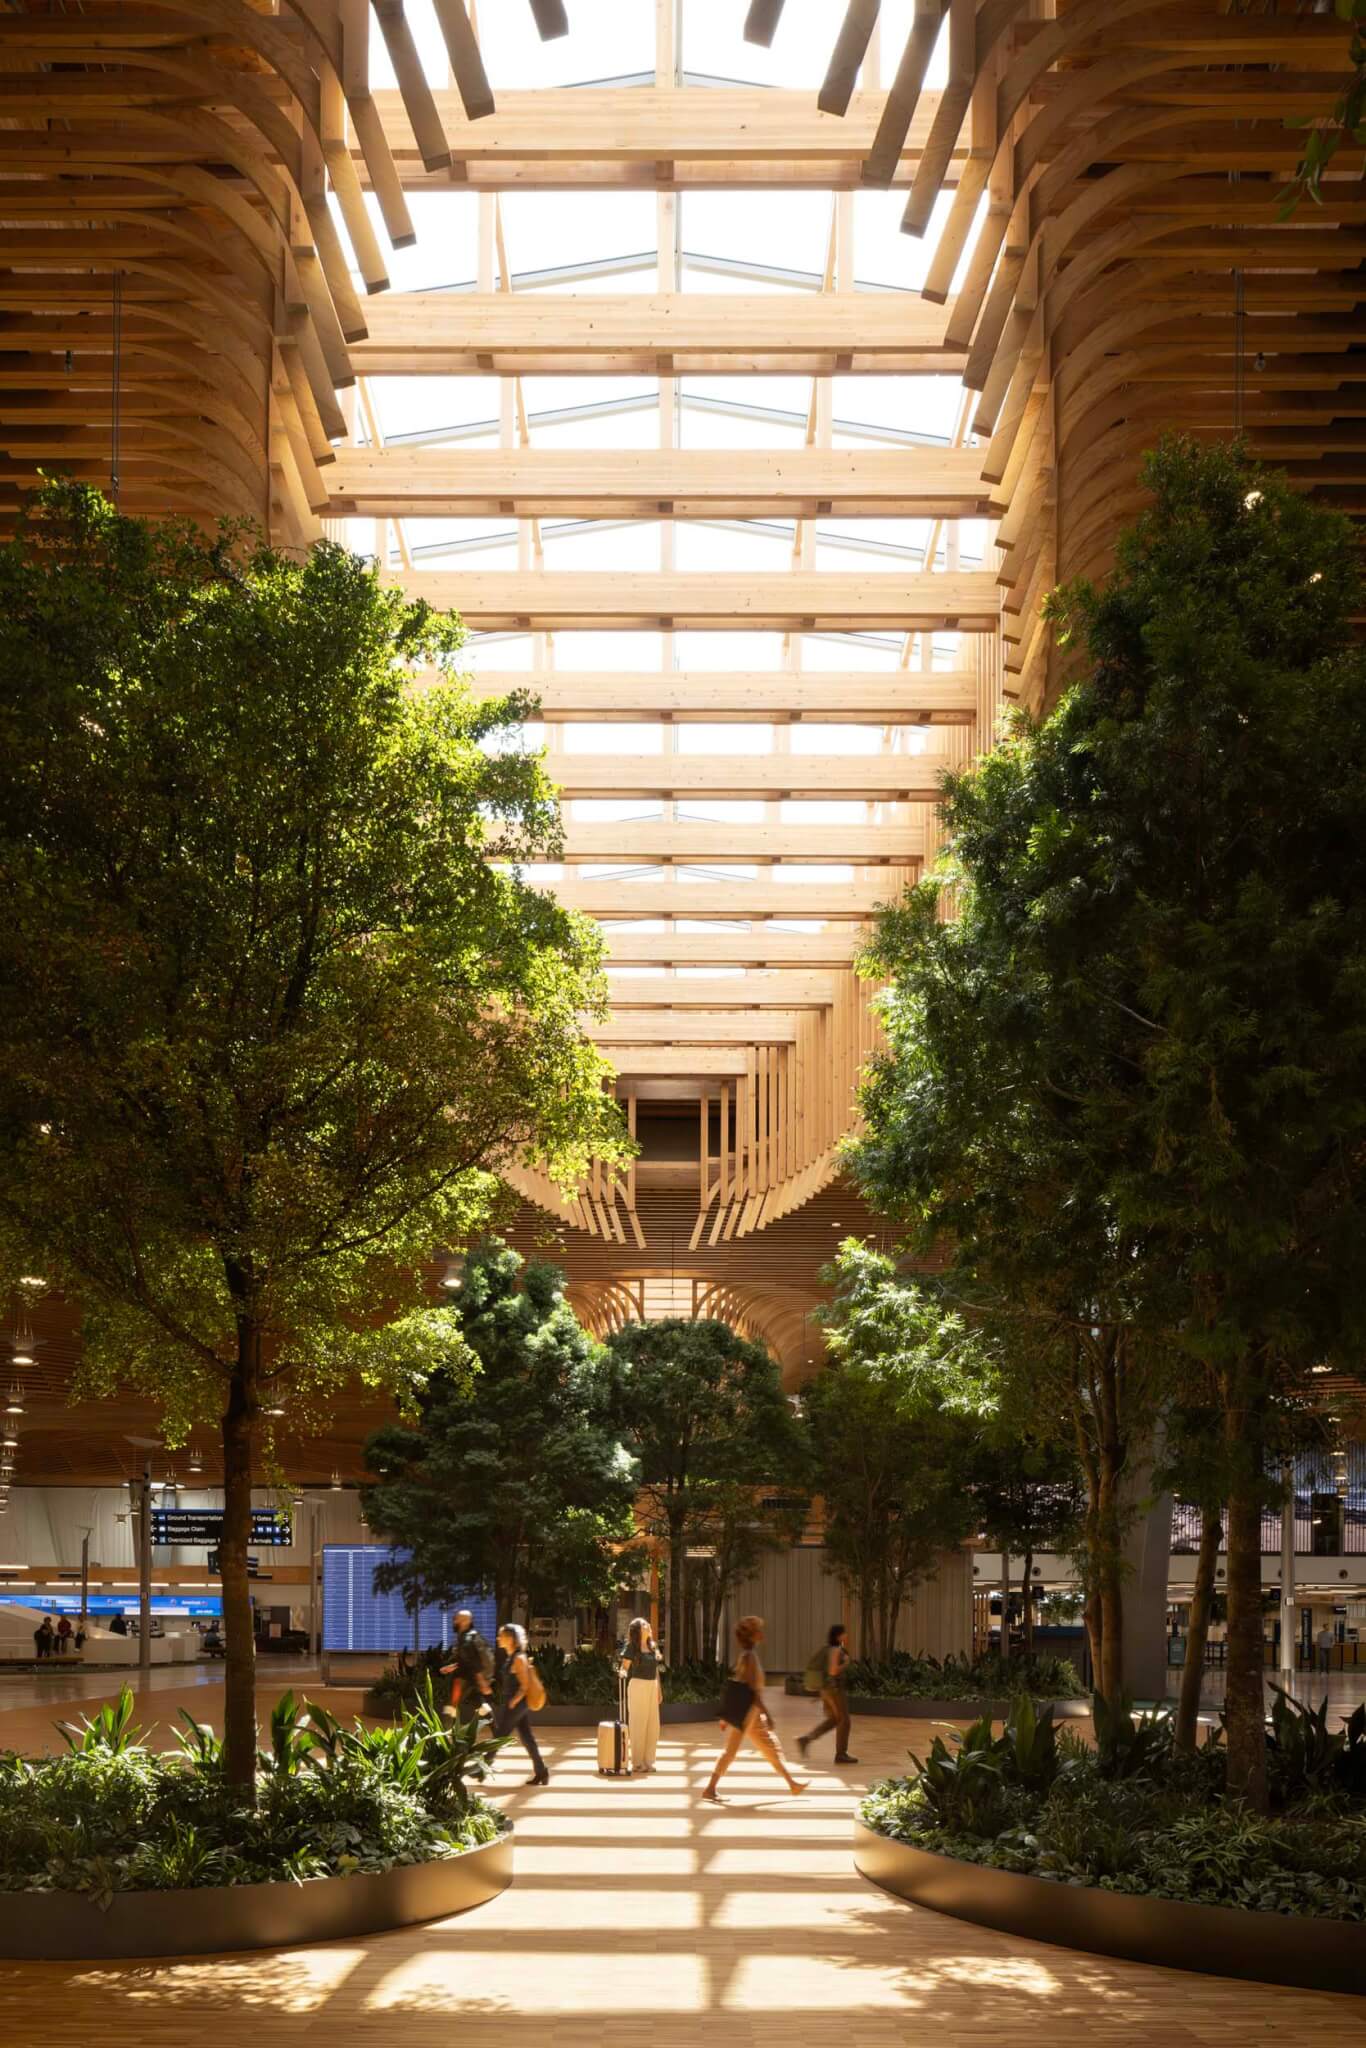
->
[701,1615,806,1804]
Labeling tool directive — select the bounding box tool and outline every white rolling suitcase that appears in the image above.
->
[597,1670,632,1776]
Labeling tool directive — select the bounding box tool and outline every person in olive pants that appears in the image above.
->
[797,1622,858,1765]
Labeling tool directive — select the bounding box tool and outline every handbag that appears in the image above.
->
[720,1677,755,1730]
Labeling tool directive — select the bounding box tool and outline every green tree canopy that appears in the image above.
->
[605,1317,807,1664]
[805,1243,993,1663]
[363,1239,637,1625]
[852,437,1366,1803]
[0,481,627,1788]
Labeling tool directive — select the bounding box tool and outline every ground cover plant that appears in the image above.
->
[862,1690,1366,1920]
[841,1650,1085,1702]
[0,1682,507,1905]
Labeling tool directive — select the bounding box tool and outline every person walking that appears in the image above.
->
[701,1615,806,1804]
[1317,1622,1335,1675]
[108,1610,128,1636]
[797,1622,859,1766]
[440,1607,494,1720]
[494,1623,549,1786]
[619,1616,665,1775]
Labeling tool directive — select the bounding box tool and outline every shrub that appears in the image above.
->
[0,1686,508,1902]
[862,1691,1366,1921]
[834,1649,1084,1701]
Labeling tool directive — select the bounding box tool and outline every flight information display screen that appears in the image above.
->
[320,1545,494,1654]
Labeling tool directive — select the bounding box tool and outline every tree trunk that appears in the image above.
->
[668,1512,687,1666]
[1094,1438,1126,1705]
[1020,1549,1034,1658]
[220,1361,258,1796]
[1084,1585,1103,1697]
[1224,1415,1269,1810]
[1175,1502,1222,1752]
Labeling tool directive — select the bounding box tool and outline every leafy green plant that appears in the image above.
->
[257,1691,317,1781]
[172,1709,223,1774]
[1091,1693,1173,1782]
[1266,1684,1345,1797]
[1000,1695,1059,1794]
[908,1714,1010,1837]
[57,1686,141,1758]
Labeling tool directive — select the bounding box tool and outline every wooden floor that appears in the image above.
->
[0,1678,1360,2044]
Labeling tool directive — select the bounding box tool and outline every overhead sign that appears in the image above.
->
[151,1509,292,1547]
[321,1544,494,1655]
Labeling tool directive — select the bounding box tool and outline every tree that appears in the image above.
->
[605,1318,806,1665]
[804,1245,990,1663]
[853,880,1172,1706]
[858,437,1366,1805]
[1037,438,1366,1803]
[362,1240,637,1624]
[0,482,626,1792]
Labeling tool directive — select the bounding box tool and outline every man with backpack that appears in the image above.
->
[441,1608,494,1719]
[796,1622,859,1766]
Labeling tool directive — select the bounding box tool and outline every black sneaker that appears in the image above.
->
[833,1753,859,1765]
[796,1734,810,1759]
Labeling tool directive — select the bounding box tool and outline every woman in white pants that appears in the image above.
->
[619,1616,664,1774]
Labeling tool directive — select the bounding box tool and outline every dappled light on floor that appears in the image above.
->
[1,1685,1362,2044]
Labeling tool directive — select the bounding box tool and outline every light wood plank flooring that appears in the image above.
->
[0,1678,1360,2044]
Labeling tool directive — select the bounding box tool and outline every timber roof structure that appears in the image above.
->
[3,0,1363,1475]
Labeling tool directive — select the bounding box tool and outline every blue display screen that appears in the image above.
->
[320,1545,494,1654]
[1,1593,223,1618]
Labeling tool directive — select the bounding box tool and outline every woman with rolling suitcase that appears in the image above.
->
[701,1615,806,1804]
[619,1616,665,1775]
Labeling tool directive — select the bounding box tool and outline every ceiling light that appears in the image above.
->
[17,1277,46,1290]
[9,1347,34,1368]
[330,1471,342,1491]
[4,1389,21,1414]
[263,1404,286,1418]
[1311,1364,1332,1374]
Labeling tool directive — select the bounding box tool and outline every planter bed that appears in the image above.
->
[0,1830,513,1962]
[853,1821,1364,1996]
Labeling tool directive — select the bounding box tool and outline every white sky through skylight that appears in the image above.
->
[339,5,986,931]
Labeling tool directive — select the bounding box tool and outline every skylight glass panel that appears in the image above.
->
[564,724,662,756]
[369,377,500,441]
[782,801,867,824]
[476,8,653,87]
[680,803,765,825]
[855,188,956,293]
[799,639,900,672]
[532,406,660,450]
[541,521,661,569]
[367,194,479,291]
[673,631,785,670]
[498,193,657,281]
[573,800,664,823]
[681,193,834,276]
[552,631,663,669]
[673,524,792,571]
[790,726,890,757]
[677,726,773,756]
